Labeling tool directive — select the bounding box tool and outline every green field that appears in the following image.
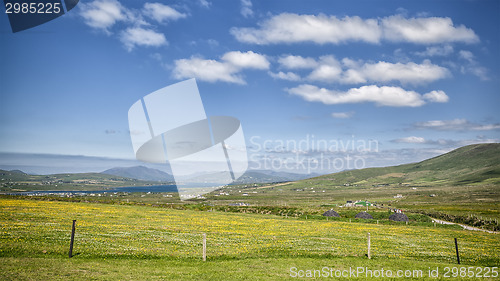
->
[1,144,499,279]
[199,144,500,231]
[1,198,499,280]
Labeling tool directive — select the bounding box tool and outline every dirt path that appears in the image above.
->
[431,218,499,234]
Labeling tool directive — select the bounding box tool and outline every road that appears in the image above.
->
[431,218,498,234]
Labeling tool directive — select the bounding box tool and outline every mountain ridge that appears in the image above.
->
[304,143,500,187]
[101,166,174,182]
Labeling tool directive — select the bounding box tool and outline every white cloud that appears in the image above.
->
[80,0,127,33]
[221,51,269,70]
[287,84,447,107]
[199,0,211,8]
[413,119,500,131]
[466,66,489,81]
[276,55,450,85]
[458,50,489,80]
[120,27,167,51]
[331,111,355,119]
[231,13,381,45]
[382,15,479,44]
[143,3,186,23]
[173,51,270,84]
[423,90,449,103]
[414,119,467,130]
[458,50,475,63]
[415,45,454,57]
[306,56,342,82]
[240,0,253,18]
[174,57,243,84]
[231,13,479,45]
[393,136,426,143]
[269,71,301,81]
[337,59,451,85]
[80,1,192,51]
[341,68,367,84]
[278,55,318,69]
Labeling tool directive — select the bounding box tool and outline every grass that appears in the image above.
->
[201,182,500,229]
[1,198,499,280]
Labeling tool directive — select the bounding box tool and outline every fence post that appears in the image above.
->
[202,233,207,261]
[454,238,460,264]
[367,232,371,259]
[69,220,76,258]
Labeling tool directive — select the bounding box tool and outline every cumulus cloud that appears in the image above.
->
[80,0,128,33]
[459,50,475,62]
[199,0,211,8]
[269,71,301,81]
[240,0,253,18]
[120,27,167,51]
[221,51,269,69]
[278,55,318,69]
[80,1,189,51]
[413,119,500,131]
[306,56,343,82]
[287,84,448,107]
[381,15,479,44]
[458,50,489,80]
[231,13,381,45]
[173,57,243,84]
[423,90,449,103]
[143,3,186,23]
[415,45,454,57]
[274,55,450,85]
[231,13,479,45]
[173,51,270,84]
[337,59,451,85]
[331,112,355,119]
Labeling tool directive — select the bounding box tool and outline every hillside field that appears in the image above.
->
[1,198,499,280]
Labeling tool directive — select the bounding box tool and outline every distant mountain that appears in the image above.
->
[302,143,500,187]
[102,166,174,182]
[180,170,319,184]
[0,169,168,192]
[8,169,27,175]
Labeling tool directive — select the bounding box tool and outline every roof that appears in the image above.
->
[355,212,373,219]
[322,210,340,217]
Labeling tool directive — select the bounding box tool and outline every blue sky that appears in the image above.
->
[1,0,499,174]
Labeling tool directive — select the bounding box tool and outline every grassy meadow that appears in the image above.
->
[1,198,499,280]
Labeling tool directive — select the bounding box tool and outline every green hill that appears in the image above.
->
[309,143,500,187]
[0,170,172,192]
